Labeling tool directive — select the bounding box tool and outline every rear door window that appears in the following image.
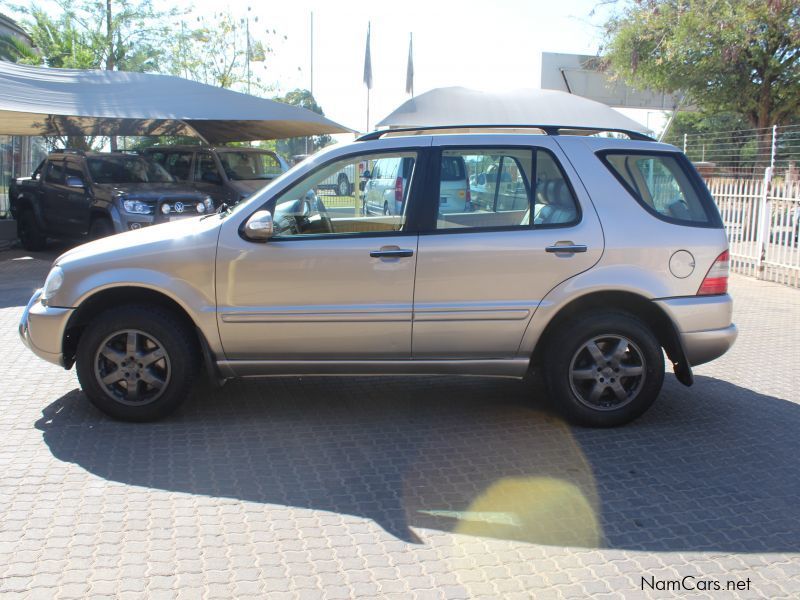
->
[601,152,714,224]
[434,148,579,230]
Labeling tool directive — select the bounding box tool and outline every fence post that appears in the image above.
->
[683,133,687,154]
[771,124,777,169]
[755,166,773,277]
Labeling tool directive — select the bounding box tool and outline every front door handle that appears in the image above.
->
[370,247,414,258]
[545,244,588,254]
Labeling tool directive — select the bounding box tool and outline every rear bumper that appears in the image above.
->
[19,289,73,368]
[654,294,737,366]
[680,325,738,366]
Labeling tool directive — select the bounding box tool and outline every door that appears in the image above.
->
[215,149,423,361]
[40,158,66,233]
[62,157,91,236]
[412,140,604,358]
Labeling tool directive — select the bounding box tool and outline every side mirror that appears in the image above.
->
[243,210,274,241]
[65,176,84,188]
[362,170,371,179]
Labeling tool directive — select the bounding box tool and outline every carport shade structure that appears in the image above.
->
[0,61,352,143]
[375,86,652,139]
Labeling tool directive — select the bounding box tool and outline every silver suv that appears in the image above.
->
[19,126,737,427]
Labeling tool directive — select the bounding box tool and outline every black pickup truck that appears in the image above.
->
[10,150,214,250]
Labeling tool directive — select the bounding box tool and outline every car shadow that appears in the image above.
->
[35,374,800,552]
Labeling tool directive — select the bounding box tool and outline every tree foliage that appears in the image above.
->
[273,89,333,159]
[16,0,180,71]
[168,11,279,93]
[603,0,800,130]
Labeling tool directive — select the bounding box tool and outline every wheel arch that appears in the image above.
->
[529,290,693,386]
[62,286,210,371]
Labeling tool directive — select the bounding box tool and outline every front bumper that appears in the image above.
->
[654,294,738,366]
[19,289,74,368]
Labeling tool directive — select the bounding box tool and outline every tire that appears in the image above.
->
[17,208,47,251]
[543,311,665,427]
[89,216,115,240]
[76,305,198,421]
[337,174,351,197]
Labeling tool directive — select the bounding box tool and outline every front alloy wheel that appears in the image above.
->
[94,329,171,406]
[76,305,198,421]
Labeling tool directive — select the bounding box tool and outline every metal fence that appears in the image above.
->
[680,124,800,287]
[707,177,800,287]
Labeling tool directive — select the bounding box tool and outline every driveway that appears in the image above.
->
[1,245,799,599]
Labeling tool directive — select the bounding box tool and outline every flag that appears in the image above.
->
[405,33,414,96]
[363,22,373,90]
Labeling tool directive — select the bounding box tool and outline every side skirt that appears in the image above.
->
[216,358,530,379]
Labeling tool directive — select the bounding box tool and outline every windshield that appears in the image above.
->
[87,156,174,184]
[218,151,283,181]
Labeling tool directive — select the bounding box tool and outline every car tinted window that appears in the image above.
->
[87,156,174,184]
[194,152,222,184]
[150,151,193,182]
[435,148,578,230]
[219,151,282,181]
[602,152,712,224]
[44,160,64,184]
[265,151,417,238]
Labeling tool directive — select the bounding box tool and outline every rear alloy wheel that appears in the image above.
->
[18,208,46,251]
[544,311,664,427]
[76,305,197,421]
[337,174,351,196]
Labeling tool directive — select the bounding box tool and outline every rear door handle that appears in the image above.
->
[370,248,414,258]
[545,244,588,254]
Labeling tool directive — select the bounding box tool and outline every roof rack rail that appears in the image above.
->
[357,124,653,142]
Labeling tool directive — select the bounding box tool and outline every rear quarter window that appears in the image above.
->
[600,151,720,227]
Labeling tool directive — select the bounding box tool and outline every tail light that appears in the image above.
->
[394,177,403,203]
[697,250,729,295]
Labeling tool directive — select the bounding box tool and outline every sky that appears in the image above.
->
[175,0,667,135]
[9,0,668,136]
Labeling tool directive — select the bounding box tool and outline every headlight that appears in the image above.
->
[41,266,64,305]
[122,199,154,215]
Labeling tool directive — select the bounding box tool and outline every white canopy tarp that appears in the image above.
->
[0,61,351,143]
[376,86,651,137]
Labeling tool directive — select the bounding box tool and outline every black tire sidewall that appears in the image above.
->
[18,209,46,250]
[89,216,114,240]
[76,305,197,421]
[544,312,665,427]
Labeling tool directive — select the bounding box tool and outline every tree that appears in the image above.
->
[273,89,333,159]
[168,11,277,93]
[20,8,98,69]
[603,0,800,164]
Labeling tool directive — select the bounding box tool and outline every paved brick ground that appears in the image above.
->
[1,245,799,599]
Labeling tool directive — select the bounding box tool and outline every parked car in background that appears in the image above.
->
[20,126,737,427]
[363,155,416,215]
[142,146,289,205]
[9,150,213,250]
